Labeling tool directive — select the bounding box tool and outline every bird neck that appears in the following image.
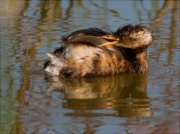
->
[120,46,148,73]
[120,46,147,60]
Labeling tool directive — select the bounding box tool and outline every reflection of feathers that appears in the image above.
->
[44,25,153,77]
[45,72,151,117]
[46,73,147,99]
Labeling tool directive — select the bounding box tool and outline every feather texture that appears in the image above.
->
[44,25,153,77]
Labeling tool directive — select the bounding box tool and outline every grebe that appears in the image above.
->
[44,25,153,77]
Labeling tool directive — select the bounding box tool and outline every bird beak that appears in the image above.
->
[100,35,119,47]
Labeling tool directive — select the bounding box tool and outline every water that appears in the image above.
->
[0,0,179,134]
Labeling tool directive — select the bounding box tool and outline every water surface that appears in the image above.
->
[1,0,179,134]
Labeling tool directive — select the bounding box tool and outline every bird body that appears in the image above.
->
[44,25,153,77]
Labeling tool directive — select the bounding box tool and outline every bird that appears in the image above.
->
[44,24,153,77]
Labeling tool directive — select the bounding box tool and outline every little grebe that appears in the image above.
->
[44,25,153,77]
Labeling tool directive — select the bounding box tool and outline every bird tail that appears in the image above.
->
[44,53,66,76]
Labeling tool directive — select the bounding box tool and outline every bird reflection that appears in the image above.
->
[45,73,151,117]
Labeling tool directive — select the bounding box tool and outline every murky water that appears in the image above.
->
[1,0,179,134]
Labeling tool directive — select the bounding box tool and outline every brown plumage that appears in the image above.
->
[44,25,153,77]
